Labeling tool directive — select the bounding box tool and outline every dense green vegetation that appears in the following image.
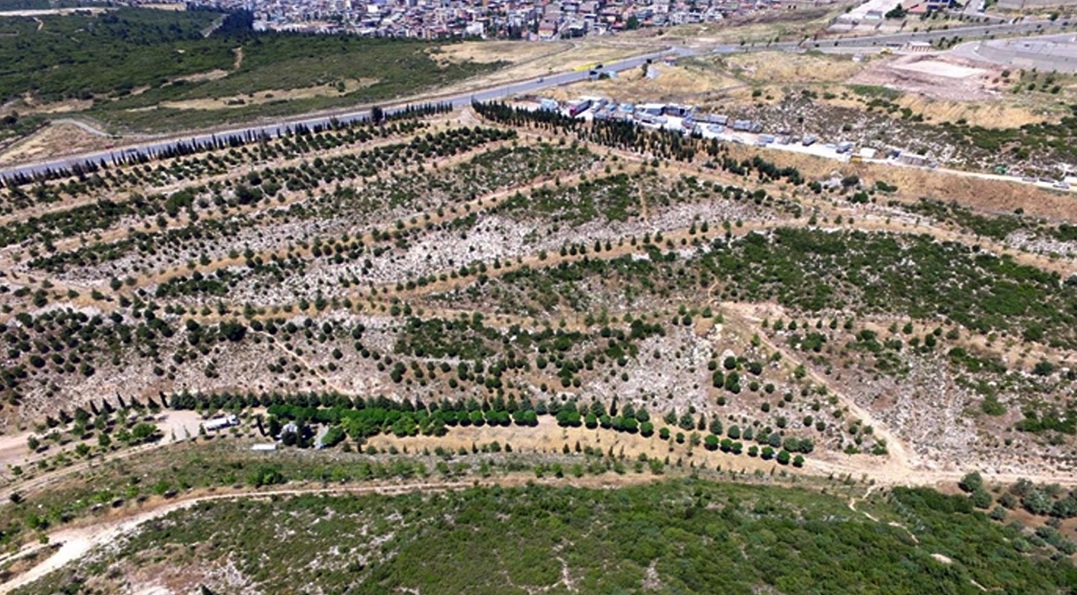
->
[95,32,498,131]
[0,0,86,10]
[14,479,1075,594]
[707,229,1077,348]
[848,84,904,101]
[0,112,45,148]
[475,101,725,164]
[0,8,229,103]
[0,8,501,130]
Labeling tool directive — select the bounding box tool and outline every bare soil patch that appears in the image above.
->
[0,122,114,166]
[893,60,986,80]
[6,96,93,116]
[139,3,186,10]
[848,54,1003,101]
[172,69,230,83]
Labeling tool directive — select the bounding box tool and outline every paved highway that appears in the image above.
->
[0,47,687,182]
[0,18,1069,182]
[951,32,1077,73]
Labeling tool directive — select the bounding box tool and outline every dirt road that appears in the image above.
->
[0,482,464,593]
[4,452,1072,594]
[0,410,205,501]
[0,474,655,593]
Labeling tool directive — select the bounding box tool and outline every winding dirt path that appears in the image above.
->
[2,484,462,593]
[0,474,654,593]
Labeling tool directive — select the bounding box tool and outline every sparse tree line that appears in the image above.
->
[0,103,453,190]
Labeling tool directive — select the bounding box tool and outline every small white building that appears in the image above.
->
[204,414,238,432]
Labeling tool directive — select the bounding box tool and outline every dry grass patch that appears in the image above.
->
[430,40,571,66]
[438,42,650,95]
[718,83,785,106]
[873,167,1077,223]
[525,43,652,74]
[721,51,866,84]
[152,79,377,111]
[139,3,187,10]
[6,95,93,116]
[366,416,785,475]
[172,69,230,84]
[895,95,1051,128]
[809,88,952,129]
[0,122,112,166]
[551,62,741,103]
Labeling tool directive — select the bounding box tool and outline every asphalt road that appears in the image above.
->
[0,46,686,182]
[0,18,1069,181]
[951,32,1077,73]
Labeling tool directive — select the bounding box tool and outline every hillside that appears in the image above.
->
[7,477,1076,593]
[0,102,1072,591]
